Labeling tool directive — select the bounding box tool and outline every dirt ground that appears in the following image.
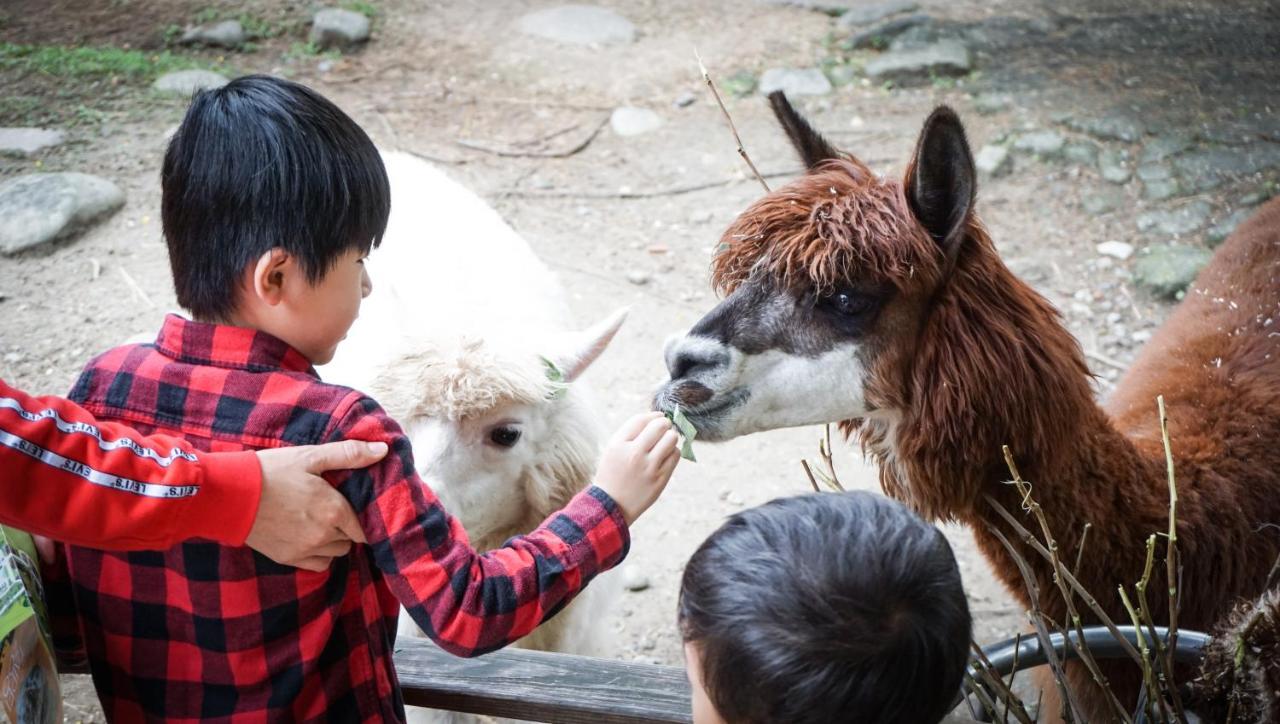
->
[2,0,1278,720]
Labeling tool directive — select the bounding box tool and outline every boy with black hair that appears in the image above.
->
[678,491,971,724]
[48,75,681,721]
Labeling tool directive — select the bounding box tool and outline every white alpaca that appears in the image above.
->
[321,152,625,723]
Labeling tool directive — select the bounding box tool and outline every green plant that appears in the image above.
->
[161,24,184,45]
[0,43,207,81]
[284,42,340,63]
[342,1,378,18]
[193,7,220,25]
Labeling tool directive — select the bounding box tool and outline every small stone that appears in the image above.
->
[825,64,858,87]
[1098,149,1131,184]
[0,128,66,158]
[626,271,652,285]
[1142,178,1182,202]
[836,0,919,28]
[1064,111,1145,143]
[517,5,636,45]
[1013,130,1065,159]
[1134,243,1212,299]
[1239,189,1274,207]
[1082,190,1123,216]
[317,59,335,73]
[1062,141,1099,165]
[1096,240,1134,260]
[622,567,650,592]
[3,352,21,364]
[761,0,849,14]
[673,91,697,108]
[1206,208,1252,247]
[0,173,125,255]
[1135,164,1172,182]
[842,14,928,50]
[1136,200,1212,236]
[758,67,833,96]
[610,107,663,136]
[179,20,246,48]
[152,69,229,96]
[1139,135,1193,165]
[864,40,971,85]
[1131,330,1153,343]
[975,144,1011,178]
[310,8,371,48]
[972,93,1011,116]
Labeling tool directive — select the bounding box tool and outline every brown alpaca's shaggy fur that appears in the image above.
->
[713,157,1280,719]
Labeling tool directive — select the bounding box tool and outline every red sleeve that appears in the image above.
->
[326,396,629,657]
[0,379,262,549]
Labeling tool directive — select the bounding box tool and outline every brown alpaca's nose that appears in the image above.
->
[664,336,730,381]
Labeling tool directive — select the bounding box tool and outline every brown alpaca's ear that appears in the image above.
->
[905,106,975,262]
[768,91,841,169]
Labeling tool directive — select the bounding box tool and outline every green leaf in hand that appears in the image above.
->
[667,405,698,462]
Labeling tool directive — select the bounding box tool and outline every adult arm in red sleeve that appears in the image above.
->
[0,378,262,549]
[325,396,631,657]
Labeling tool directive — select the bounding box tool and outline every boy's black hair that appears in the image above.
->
[678,491,971,724]
[161,74,389,320]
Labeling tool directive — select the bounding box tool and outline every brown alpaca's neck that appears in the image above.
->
[881,231,1170,621]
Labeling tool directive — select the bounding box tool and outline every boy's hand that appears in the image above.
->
[594,412,682,526]
[249,440,386,571]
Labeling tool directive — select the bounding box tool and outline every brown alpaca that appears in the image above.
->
[656,92,1280,720]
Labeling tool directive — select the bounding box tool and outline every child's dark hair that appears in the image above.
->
[161,75,389,320]
[678,491,971,724]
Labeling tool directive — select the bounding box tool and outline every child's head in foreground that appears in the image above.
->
[678,491,971,724]
[161,74,389,364]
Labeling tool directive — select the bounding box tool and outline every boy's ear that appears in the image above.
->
[250,248,292,307]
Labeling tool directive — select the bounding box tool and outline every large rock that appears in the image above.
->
[1134,243,1212,299]
[179,20,247,48]
[517,5,636,45]
[610,107,663,136]
[310,8,371,48]
[1139,134,1192,164]
[864,40,970,84]
[1136,200,1212,237]
[0,128,65,157]
[152,69,229,96]
[0,173,125,256]
[1098,149,1132,184]
[1173,144,1280,192]
[758,67,832,96]
[837,0,919,28]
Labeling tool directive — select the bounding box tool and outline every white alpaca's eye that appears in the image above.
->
[489,426,522,448]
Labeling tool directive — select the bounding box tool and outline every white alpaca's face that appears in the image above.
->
[404,400,558,545]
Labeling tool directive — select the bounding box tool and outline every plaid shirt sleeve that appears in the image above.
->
[326,395,630,657]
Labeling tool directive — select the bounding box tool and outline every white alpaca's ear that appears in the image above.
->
[550,308,628,383]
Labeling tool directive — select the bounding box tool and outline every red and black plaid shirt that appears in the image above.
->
[50,314,630,722]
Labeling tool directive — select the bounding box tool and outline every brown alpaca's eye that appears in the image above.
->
[489,426,522,448]
[824,291,875,317]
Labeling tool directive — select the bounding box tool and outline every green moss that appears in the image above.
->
[0,43,207,81]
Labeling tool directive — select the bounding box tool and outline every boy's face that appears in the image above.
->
[279,247,372,365]
[685,642,728,724]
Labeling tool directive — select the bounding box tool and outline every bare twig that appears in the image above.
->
[969,640,1035,724]
[1085,349,1128,372]
[1135,535,1175,723]
[985,495,1144,666]
[1157,395,1188,721]
[1072,523,1092,577]
[819,424,845,492]
[1118,585,1161,720]
[116,267,155,309]
[801,459,821,493]
[985,521,1083,721]
[1001,446,1133,722]
[497,168,804,200]
[456,115,609,158]
[695,49,770,193]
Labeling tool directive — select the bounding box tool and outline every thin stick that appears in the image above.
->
[801,459,821,493]
[1085,349,1128,371]
[1118,586,1160,720]
[819,424,845,491]
[1157,395,1188,721]
[985,522,1083,721]
[117,267,155,309]
[1001,447,1132,722]
[695,49,770,193]
[1134,535,1176,722]
[984,494,1144,665]
[969,641,1035,724]
[456,115,608,158]
[1072,523,1092,577]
